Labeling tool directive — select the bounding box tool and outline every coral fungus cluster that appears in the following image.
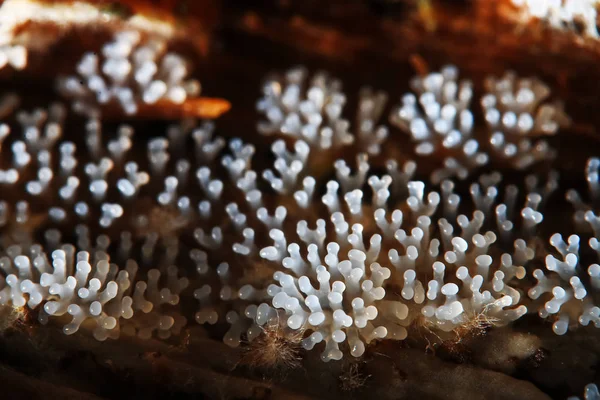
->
[569,383,600,400]
[1,50,600,371]
[389,65,568,183]
[0,28,599,400]
[511,0,600,38]
[57,30,201,116]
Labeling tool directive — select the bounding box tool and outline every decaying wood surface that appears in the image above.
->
[1,1,600,399]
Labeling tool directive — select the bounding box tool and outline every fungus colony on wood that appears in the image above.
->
[57,30,201,117]
[569,383,600,400]
[0,25,599,397]
[511,0,600,38]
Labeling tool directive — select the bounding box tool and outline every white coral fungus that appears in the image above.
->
[512,0,600,38]
[257,66,388,154]
[57,30,200,115]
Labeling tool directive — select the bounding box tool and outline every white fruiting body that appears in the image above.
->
[390,65,486,183]
[257,67,349,147]
[0,58,595,371]
[512,0,600,38]
[568,384,600,400]
[253,170,540,359]
[482,71,568,169]
[567,157,600,236]
[390,65,569,182]
[257,66,388,154]
[57,30,201,115]
[528,233,600,335]
[0,243,188,340]
[532,157,600,336]
[0,92,553,359]
[204,148,549,360]
[0,98,244,339]
[0,45,27,70]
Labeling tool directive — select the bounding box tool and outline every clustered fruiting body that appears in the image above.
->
[257,66,388,155]
[0,45,26,71]
[389,65,485,183]
[389,65,569,183]
[567,158,600,237]
[535,156,600,335]
[511,0,600,38]
[0,97,198,339]
[1,48,600,388]
[223,148,560,361]
[57,30,201,116]
[568,384,600,400]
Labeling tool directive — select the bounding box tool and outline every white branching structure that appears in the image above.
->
[187,136,553,360]
[512,0,600,38]
[0,45,26,71]
[482,71,569,170]
[529,157,600,335]
[0,61,595,366]
[246,164,556,360]
[57,30,201,116]
[567,157,600,236]
[257,66,389,154]
[389,65,487,183]
[0,0,182,73]
[0,99,223,339]
[0,244,188,340]
[0,102,142,232]
[0,94,544,359]
[528,232,600,334]
[568,384,600,400]
[390,65,569,183]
